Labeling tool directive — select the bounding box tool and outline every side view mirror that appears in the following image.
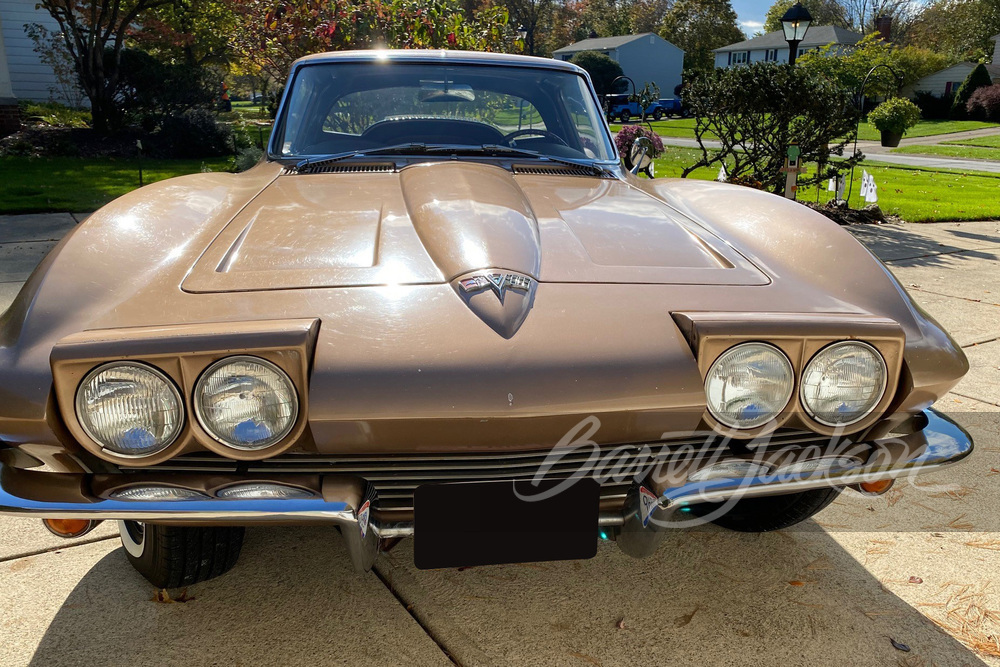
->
[628,136,655,178]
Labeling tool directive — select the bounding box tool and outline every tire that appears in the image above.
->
[652,109,663,121]
[619,110,631,123]
[687,488,841,532]
[118,521,245,588]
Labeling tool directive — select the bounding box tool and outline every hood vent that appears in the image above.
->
[512,164,610,177]
[290,162,396,175]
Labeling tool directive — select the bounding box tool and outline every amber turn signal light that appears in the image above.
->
[854,479,895,496]
[42,518,99,538]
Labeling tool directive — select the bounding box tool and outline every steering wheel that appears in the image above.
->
[502,128,570,147]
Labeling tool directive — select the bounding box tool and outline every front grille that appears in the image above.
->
[130,430,823,513]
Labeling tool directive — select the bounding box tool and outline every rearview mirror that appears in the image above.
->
[419,82,475,103]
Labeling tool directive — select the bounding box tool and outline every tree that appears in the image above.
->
[659,0,745,73]
[506,0,554,56]
[135,0,237,68]
[681,61,862,194]
[798,34,954,104]
[906,0,1000,62]
[230,0,513,84]
[763,0,849,31]
[952,63,994,118]
[569,50,624,96]
[38,0,174,132]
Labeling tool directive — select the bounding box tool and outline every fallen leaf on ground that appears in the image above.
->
[909,576,924,584]
[890,638,911,652]
[567,651,601,666]
[673,607,699,628]
[616,617,626,630]
[789,580,805,586]
[150,588,195,604]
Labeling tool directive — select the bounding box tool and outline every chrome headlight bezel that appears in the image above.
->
[800,340,888,427]
[704,342,795,430]
[74,361,184,458]
[193,355,299,451]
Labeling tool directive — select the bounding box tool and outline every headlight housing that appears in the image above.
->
[704,342,794,429]
[800,341,887,426]
[194,356,298,450]
[75,362,183,457]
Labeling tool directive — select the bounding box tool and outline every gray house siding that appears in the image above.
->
[554,33,683,97]
[0,0,75,103]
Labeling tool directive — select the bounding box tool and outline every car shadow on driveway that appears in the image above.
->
[26,521,989,666]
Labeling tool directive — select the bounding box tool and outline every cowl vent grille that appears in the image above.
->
[512,164,608,177]
[291,162,396,175]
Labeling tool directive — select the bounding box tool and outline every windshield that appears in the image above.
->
[274,61,616,162]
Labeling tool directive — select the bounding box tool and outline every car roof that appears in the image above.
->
[292,49,586,75]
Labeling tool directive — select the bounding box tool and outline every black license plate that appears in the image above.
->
[413,478,599,569]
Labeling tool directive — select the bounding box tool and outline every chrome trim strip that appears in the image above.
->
[659,408,973,507]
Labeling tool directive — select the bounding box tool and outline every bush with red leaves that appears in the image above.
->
[967,84,1000,122]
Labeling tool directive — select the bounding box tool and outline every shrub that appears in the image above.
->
[569,51,625,97]
[158,109,232,158]
[913,91,954,120]
[681,61,860,194]
[868,98,922,136]
[234,146,264,172]
[951,63,993,119]
[615,124,664,161]
[967,84,1000,121]
[116,49,217,129]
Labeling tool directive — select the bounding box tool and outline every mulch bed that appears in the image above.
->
[803,200,903,226]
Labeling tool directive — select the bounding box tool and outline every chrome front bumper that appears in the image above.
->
[0,409,974,568]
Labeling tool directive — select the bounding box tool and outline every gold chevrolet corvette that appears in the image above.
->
[0,51,972,587]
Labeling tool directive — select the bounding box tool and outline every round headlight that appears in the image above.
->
[705,343,794,429]
[800,341,887,426]
[194,356,298,450]
[75,362,183,457]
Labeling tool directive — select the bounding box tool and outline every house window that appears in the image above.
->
[764,49,778,62]
[731,51,749,65]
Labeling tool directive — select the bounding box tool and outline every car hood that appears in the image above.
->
[181,162,767,293]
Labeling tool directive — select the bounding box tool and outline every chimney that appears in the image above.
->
[993,34,1000,64]
[875,15,892,42]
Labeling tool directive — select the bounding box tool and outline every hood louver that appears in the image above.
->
[512,164,610,177]
[289,162,396,175]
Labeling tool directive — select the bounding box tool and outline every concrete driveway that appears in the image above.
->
[1,214,998,666]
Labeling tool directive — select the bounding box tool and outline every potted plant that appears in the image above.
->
[615,124,664,171]
[867,97,922,147]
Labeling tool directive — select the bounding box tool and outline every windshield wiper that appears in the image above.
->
[468,145,614,176]
[293,142,614,176]
[293,142,437,170]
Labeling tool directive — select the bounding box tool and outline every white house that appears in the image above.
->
[712,25,863,68]
[903,35,1000,98]
[552,33,684,97]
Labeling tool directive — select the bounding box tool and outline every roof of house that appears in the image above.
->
[713,26,863,53]
[909,61,1000,84]
[552,33,660,54]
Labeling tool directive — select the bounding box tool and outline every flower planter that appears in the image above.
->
[880,130,902,148]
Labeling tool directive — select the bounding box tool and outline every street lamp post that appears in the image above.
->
[780,2,813,66]
[516,24,529,51]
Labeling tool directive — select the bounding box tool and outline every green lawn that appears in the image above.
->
[0,156,235,213]
[858,119,998,142]
[611,118,998,143]
[943,134,1000,148]
[652,146,1000,223]
[889,144,1000,161]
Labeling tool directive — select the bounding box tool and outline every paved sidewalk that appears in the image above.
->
[1,215,998,666]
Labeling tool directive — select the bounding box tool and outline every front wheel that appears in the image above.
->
[619,110,631,123]
[687,488,841,532]
[118,521,245,588]
[652,109,663,121]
